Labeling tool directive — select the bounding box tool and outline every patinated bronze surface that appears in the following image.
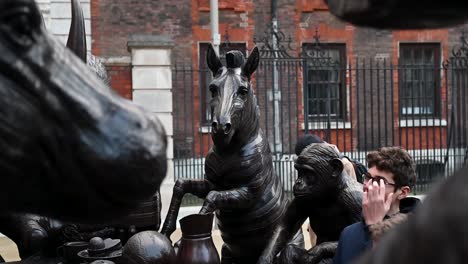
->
[161,45,302,263]
[0,204,162,262]
[0,0,166,221]
[0,1,166,262]
[175,214,219,264]
[0,213,64,260]
[64,0,109,84]
[76,237,122,263]
[325,0,468,29]
[121,231,176,264]
[66,0,87,62]
[0,3,167,262]
[258,143,363,264]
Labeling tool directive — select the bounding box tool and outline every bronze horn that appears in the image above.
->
[66,0,87,62]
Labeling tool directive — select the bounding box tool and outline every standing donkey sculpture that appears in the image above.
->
[161,45,301,263]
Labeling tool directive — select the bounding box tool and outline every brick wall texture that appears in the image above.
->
[107,65,132,100]
[91,0,468,155]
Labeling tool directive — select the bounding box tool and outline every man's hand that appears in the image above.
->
[363,180,393,226]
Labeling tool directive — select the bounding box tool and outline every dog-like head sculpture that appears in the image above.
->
[0,0,167,221]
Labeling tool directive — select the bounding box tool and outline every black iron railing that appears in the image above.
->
[172,31,468,206]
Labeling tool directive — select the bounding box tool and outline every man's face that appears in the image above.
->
[364,166,413,207]
[363,166,397,196]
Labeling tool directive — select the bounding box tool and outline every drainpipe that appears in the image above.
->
[271,0,278,24]
[210,0,220,55]
[271,0,282,154]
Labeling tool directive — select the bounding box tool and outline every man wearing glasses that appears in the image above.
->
[333,146,420,264]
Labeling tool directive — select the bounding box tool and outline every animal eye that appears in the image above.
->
[0,4,41,49]
[238,86,249,96]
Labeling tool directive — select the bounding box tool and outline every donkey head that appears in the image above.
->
[0,0,167,221]
[206,45,260,150]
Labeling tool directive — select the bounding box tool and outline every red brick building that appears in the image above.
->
[90,0,468,188]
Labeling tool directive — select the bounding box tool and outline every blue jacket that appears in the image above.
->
[333,197,421,264]
[333,221,372,264]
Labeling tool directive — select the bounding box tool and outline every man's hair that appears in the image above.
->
[366,146,416,189]
[295,134,324,156]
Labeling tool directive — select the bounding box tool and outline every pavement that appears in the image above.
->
[0,236,20,262]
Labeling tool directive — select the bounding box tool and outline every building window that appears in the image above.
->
[302,43,347,121]
[199,43,247,125]
[399,43,441,118]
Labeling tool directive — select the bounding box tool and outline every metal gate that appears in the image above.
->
[172,29,468,205]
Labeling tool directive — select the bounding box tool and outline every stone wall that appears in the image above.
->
[127,35,175,220]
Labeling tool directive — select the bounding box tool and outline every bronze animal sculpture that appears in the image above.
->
[258,143,363,264]
[59,0,162,247]
[0,213,64,260]
[66,0,87,62]
[161,45,302,263]
[325,0,468,29]
[0,0,166,262]
[0,0,166,221]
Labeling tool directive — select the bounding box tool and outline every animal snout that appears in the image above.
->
[222,123,232,134]
[212,120,232,134]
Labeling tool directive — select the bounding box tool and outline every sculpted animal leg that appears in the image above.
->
[221,244,234,264]
[304,241,338,264]
[276,244,307,264]
[199,187,253,214]
[257,199,308,264]
[161,179,213,237]
[0,213,63,259]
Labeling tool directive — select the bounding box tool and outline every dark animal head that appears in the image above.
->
[325,0,468,29]
[294,134,324,156]
[0,0,167,221]
[294,143,344,199]
[206,44,260,150]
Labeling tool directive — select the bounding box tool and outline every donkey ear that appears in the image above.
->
[207,44,223,76]
[242,47,260,79]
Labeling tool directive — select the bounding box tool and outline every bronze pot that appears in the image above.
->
[175,213,220,264]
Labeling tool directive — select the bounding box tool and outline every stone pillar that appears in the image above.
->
[128,35,175,222]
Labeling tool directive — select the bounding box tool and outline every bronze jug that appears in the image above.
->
[175,213,220,264]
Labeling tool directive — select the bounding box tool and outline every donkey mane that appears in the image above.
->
[226,50,246,69]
